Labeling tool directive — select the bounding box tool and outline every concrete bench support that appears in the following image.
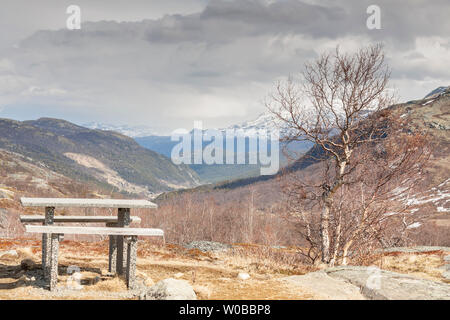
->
[107,222,118,273]
[116,208,131,275]
[42,206,55,280]
[49,233,63,291]
[25,225,164,291]
[126,236,138,290]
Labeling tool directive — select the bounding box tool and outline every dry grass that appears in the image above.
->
[374,251,448,283]
[0,239,317,300]
[2,239,446,300]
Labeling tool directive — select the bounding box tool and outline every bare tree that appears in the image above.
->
[267,44,429,265]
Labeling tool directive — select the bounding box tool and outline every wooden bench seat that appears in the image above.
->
[25,225,164,290]
[20,215,142,224]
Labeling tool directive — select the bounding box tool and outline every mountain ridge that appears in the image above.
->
[0,117,200,195]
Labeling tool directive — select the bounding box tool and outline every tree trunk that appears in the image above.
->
[342,240,353,265]
[320,203,331,263]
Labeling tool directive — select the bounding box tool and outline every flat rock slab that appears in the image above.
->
[325,266,450,300]
[282,272,366,300]
[284,266,450,300]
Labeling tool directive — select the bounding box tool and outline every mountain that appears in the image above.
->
[0,118,200,196]
[82,122,163,138]
[158,87,450,219]
[222,112,285,132]
[424,86,450,99]
[135,113,312,183]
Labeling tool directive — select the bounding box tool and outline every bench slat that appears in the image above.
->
[20,197,157,209]
[20,215,141,223]
[25,225,164,237]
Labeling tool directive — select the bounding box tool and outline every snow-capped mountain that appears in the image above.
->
[221,112,291,136]
[424,86,450,99]
[82,122,160,138]
[224,112,279,131]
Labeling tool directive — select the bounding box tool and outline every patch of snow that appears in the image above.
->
[422,99,435,106]
[407,222,422,229]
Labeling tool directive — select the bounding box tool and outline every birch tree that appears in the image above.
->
[267,44,428,265]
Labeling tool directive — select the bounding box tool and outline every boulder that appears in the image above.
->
[284,266,450,300]
[325,266,450,300]
[20,258,36,270]
[140,278,197,300]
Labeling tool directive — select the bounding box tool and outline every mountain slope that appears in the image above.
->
[160,87,449,200]
[0,118,200,195]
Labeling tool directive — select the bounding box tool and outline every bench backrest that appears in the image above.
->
[25,225,164,237]
[20,215,141,224]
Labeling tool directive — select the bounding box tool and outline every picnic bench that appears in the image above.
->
[19,197,162,291]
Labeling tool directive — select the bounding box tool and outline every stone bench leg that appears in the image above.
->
[108,235,118,273]
[107,223,117,274]
[42,206,55,280]
[126,236,138,290]
[49,233,63,291]
[116,208,131,275]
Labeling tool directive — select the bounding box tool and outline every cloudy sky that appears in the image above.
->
[0,0,449,134]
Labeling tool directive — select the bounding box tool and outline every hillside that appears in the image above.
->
[0,118,200,196]
[205,87,449,190]
[136,135,311,184]
[155,87,450,240]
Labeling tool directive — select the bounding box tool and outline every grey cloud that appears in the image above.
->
[0,0,449,130]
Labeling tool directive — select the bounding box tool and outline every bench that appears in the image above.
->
[26,225,164,290]
[20,197,159,291]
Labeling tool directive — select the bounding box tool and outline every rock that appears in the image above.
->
[442,271,450,281]
[282,272,366,300]
[325,266,450,300]
[174,272,184,278]
[140,278,197,300]
[184,241,232,252]
[237,272,250,280]
[20,258,36,270]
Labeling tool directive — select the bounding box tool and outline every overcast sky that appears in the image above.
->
[0,0,449,133]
